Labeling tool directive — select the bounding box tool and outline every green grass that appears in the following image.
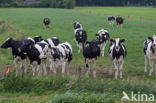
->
[0,7,156,103]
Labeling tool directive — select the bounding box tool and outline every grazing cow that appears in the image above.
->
[108,16,115,26]
[144,35,156,76]
[19,41,49,76]
[83,40,100,78]
[75,28,87,53]
[48,42,72,76]
[43,18,50,28]
[96,29,110,57]
[73,22,82,30]
[108,38,127,79]
[0,38,27,76]
[116,17,124,25]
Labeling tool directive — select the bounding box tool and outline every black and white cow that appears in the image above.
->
[1,38,27,76]
[47,42,72,76]
[108,38,127,79]
[73,22,82,30]
[108,16,115,26]
[143,35,156,76]
[83,40,100,78]
[75,28,87,53]
[19,41,49,76]
[116,17,124,25]
[96,29,110,57]
[40,37,60,48]
[43,18,50,28]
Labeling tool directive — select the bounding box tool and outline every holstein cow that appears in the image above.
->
[144,35,156,76]
[96,29,110,57]
[75,28,87,53]
[73,22,82,30]
[108,16,115,26]
[83,40,100,78]
[108,38,127,79]
[19,41,49,76]
[1,38,27,76]
[47,42,72,76]
[43,18,50,28]
[116,17,124,25]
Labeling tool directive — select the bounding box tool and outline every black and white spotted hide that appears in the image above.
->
[143,35,156,76]
[96,29,110,57]
[48,42,72,76]
[75,28,87,53]
[108,38,127,79]
[83,40,100,78]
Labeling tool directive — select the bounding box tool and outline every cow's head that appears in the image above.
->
[73,22,82,29]
[96,30,110,43]
[1,38,13,49]
[110,38,125,52]
[76,29,87,43]
[33,36,43,43]
[148,35,156,48]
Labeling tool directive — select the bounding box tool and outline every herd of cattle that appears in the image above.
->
[0,16,155,79]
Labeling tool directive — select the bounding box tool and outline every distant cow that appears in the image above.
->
[75,28,87,53]
[108,16,115,26]
[83,40,100,78]
[48,42,72,76]
[108,38,127,79]
[144,35,156,76]
[43,18,50,28]
[1,38,27,76]
[96,29,110,57]
[73,22,82,30]
[116,17,124,25]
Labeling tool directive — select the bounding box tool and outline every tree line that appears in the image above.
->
[76,0,156,7]
[0,0,75,8]
[0,0,156,8]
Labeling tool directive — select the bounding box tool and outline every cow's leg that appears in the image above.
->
[36,65,41,76]
[149,60,154,76]
[119,61,124,78]
[24,59,28,75]
[78,43,82,53]
[20,60,24,76]
[93,59,97,78]
[114,61,118,79]
[144,55,148,73]
[86,59,90,77]
[32,62,38,76]
[66,62,70,76]
[61,61,66,76]
[42,60,47,75]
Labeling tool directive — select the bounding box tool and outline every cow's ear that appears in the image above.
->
[120,39,125,43]
[95,33,98,36]
[86,41,90,44]
[148,37,153,41]
[110,39,115,43]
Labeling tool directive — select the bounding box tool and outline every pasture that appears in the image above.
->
[0,7,156,103]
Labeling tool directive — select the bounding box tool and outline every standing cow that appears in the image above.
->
[43,18,50,28]
[83,40,100,78]
[108,38,127,79]
[108,16,115,26]
[116,17,124,25]
[96,29,110,57]
[144,35,156,76]
[75,28,87,53]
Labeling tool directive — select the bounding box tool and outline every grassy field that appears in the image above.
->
[0,7,156,103]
